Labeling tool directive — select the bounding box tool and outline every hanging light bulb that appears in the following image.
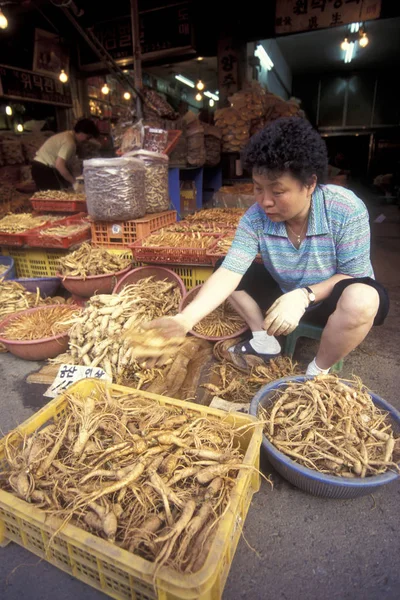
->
[101,83,110,95]
[195,92,203,102]
[5,106,12,116]
[196,79,205,91]
[0,9,8,30]
[209,99,215,107]
[359,32,369,47]
[17,124,24,133]
[59,70,68,83]
[341,38,349,51]
[123,91,131,100]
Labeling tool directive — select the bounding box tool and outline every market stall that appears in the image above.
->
[1,2,400,600]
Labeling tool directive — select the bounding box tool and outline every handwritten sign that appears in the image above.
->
[44,364,111,398]
[275,0,381,35]
[0,65,72,106]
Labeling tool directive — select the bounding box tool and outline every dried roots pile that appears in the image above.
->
[165,222,228,234]
[32,190,86,202]
[0,213,55,234]
[193,301,246,338]
[1,385,254,574]
[210,236,235,255]
[0,279,63,320]
[39,223,90,238]
[185,208,244,227]
[59,243,131,278]
[203,357,300,404]
[1,305,80,341]
[259,375,400,477]
[64,277,182,380]
[142,231,218,250]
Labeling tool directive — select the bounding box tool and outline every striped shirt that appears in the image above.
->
[222,184,374,293]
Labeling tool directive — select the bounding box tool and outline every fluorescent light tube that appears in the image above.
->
[255,44,274,71]
[204,91,219,101]
[344,41,355,63]
[175,74,195,88]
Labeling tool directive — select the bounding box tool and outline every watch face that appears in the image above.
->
[309,292,316,302]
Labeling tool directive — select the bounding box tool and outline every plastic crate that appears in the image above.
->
[0,214,65,248]
[0,379,262,600]
[167,265,213,289]
[30,198,87,213]
[1,247,71,278]
[91,211,177,248]
[25,215,91,249]
[130,234,221,266]
[1,247,133,278]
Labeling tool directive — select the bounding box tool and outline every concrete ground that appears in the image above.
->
[0,203,399,600]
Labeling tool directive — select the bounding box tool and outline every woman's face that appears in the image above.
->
[253,171,316,222]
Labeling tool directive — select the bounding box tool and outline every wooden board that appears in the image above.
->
[27,363,59,385]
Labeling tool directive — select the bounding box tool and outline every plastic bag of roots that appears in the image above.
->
[84,157,146,221]
[133,150,169,213]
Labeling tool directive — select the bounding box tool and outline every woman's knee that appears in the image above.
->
[336,283,379,325]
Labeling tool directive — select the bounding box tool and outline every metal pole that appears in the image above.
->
[130,0,143,118]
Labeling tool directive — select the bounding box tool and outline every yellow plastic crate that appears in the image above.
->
[0,380,262,600]
[1,248,134,278]
[1,247,70,277]
[167,265,213,290]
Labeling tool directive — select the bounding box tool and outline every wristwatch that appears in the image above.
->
[303,286,316,306]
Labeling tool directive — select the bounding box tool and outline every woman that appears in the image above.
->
[148,117,389,375]
[32,118,99,191]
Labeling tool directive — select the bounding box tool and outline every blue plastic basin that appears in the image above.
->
[249,376,400,499]
[0,256,16,280]
[14,277,60,297]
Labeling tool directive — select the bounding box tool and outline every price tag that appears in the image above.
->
[44,364,112,398]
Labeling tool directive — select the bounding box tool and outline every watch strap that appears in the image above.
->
[304,286,316,305]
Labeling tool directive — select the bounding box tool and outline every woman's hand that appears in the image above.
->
[142,314,192,338]
[264,289,309,336]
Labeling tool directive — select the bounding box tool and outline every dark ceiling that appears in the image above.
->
[276,16,400,74]
[0,1,399,78]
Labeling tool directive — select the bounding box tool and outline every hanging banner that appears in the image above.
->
[275,0,382,35]
[218,38,239,99]
[0,65,72,106]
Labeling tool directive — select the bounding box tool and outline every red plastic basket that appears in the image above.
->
[91,211,177,248]
[0,214,66,247]
[25,214,91,249]
[30,198,87,213]
[129,233,221,265]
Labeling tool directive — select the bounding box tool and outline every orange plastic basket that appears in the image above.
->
[91,211,177,248]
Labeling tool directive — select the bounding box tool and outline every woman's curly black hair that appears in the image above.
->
[242,117,328,185]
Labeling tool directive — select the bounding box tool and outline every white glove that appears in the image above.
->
[264,289,309,336]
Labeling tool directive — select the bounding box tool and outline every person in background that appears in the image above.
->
[32,118,99,191]
[145,117,389,376]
